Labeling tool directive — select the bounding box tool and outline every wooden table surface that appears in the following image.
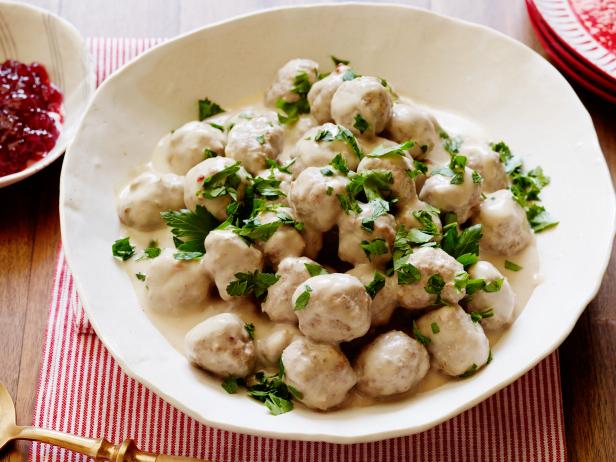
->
[1,1,614,461]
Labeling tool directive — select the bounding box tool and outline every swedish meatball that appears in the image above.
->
[385,102,439,159]
[292,273,371,343]
[397,200,442,237]
[281,338,356,410]
[261,256,316,323]
[337,201,396,267]
[415,305,490,377]
[355,331,429,397]
[461,144,508,193]
[475,189,532,256]
[117,171,184,231]
[307,64,350,123]
[396,247,465,309]
[202,229,264,301]
[357,145,417,206]
[225,111,284,174]
[290,167,349,232]
[184,157,250,221]
[253,208,306,268]
[153,121,226,175]
[290,123,360,177]
[185,313,255,378]
[347,264,397,326]
[144,248,212,314]
[256,324,300,366]
[331,76,392,137]
[265,58,319,107]
[466,261,516,330]
[419,167,481,223]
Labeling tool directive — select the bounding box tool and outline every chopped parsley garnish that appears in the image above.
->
[456,253,479,267]
[320,167,334,176]
[137,241,161,260]
[200,161,243,200]
[440,223,483,261]
[304,263,328,277]
[391,226,422,284]
[461,275,486,296]
[264,157,294,174]
[244,323,255,339]
[329,153,349,174]
[221,376,242,394]
[275,211,304,231]
[335,126,363,159]
[433,154,467,185]
[369,140,414,158]
[326,186,333,195]
[439,129,462,155]
[484,278,503,292]
[487,349,493,364]
[396,261,422,285]
[360,238,389,260]
[247,361,298,415]
[135,272,146,281]
[470,308,494,323]
[505,260,523,271]
[294,285,312,310]
[276,71,312,125]
[492,140,558,232]
[458,363,479,378]
[361,198,390,232]
[365,272,386,299]
[424,274,445,298]
[173,251,204,260]
[413,321,431,346]
[203,148,218,159]
[407,228,434,244]
[161,205,219,253]
[112,237,135,261]
[236,220,281,242]
[331,55,350,66]
[431,322,440,334]
[347,170,393,202]
[226,270,279,299]
[256,134,266,145]
[198,97,225,121]
[209,122,224,132]
[472,170,483,184]
[337,193,362,214]
[249,175,286,200]
[406,159,428,179]
[342,68,359,81]
[412,208,441,237]
[314,129,334,142]
[353,114,369,134]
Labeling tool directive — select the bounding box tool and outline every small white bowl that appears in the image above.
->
[0,1,94,188]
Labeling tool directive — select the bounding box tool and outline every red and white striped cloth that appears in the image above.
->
[31,39,567,462]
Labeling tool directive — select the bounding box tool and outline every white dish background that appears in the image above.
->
[60,3,615,443]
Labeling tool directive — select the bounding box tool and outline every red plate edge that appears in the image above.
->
[526,0,616,103]
[528,0,616,84]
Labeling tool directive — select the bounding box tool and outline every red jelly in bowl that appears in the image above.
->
[0,60,63,177]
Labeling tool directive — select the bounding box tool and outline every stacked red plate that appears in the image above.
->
[527,0,616,103]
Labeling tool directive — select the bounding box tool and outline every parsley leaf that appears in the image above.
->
[137,240,161,260]
[407,159,428,179]
[484,278,503,292]
[200,162,242,200]
[209,122,224,132]
[244,323,255,339]
[221,376,243,394]
[276,71,312,125]
[334,125,363,159]
[440,223,483,260]
[396,262,422,285]
[198,97,225,121]
[342,68,359,81]
[505,260,523,271]
[249,175,286,200]
[490,141,521,174]
[431,322,440,334]
[439,129,462,155]
[112,237,135,261]
[236,220,281,242]
[173,251,204,260]
[226,270,279,299]
[413,321,432,346]
[304,263,328,277]
[331,55,350,66]
[203,148,218,159]
[337,193,362,214]
[265,157,294,174]
[353,114,369,134]
[330,153,349,175]
[470,308,494,323]
[472,170,483,184]
[365,272,386,299]
[360,238,389,260]
[369,140,414,158]
[458,363,479,378]
[294,285,312,310]
[247,361,296,415]
[136,272,146,281]
[526,204,559,232]
[161,206,220,253]
[424,274,445,297]
[361,198,390,231]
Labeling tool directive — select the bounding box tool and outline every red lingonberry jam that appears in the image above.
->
[0,60,63,177]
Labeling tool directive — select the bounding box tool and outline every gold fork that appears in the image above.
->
[0,383,208,462]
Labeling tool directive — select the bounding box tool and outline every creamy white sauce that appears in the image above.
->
[118,95,541,408]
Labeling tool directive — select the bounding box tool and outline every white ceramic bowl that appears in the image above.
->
[0,1,94,188]
[60,3,615,443]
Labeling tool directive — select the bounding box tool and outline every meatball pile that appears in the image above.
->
[115,57,545,413]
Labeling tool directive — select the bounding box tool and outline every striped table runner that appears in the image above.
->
[30,39,567,462]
